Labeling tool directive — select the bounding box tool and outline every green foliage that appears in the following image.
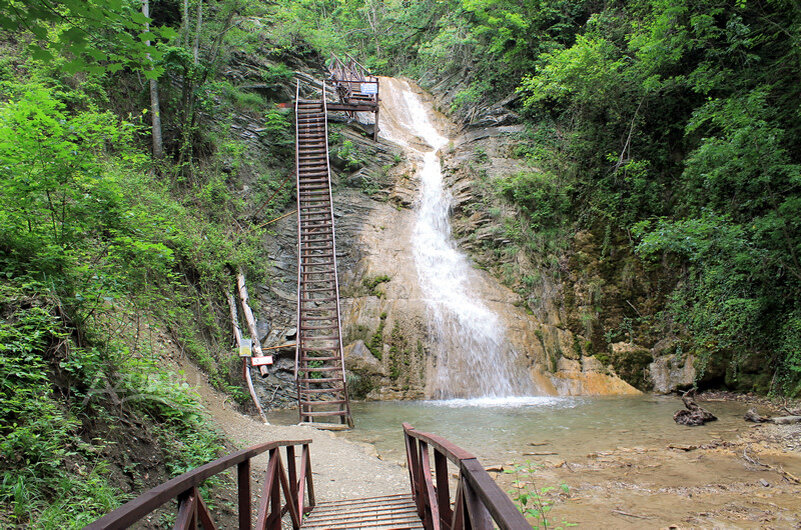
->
[501,0,801,392]
[346,372,374,399]
[634,213,772,384]
[495,170,571,229]
[0,306,74,481]
[0,0,177,76]
[336,139,365,170]
[363,274,391,297]
[264,105,293,147]
[368,312,388,360]
[505,461,573,529]
[519,33,627,110]
[0,300,227,527]
[778,311,801,397]
[0,47,255,523]
[0,82,138,275]
[261,62,294,86]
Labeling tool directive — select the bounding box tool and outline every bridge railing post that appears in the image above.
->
[238,459,252,529]
[402,423,532,530]
[84,440,314,530]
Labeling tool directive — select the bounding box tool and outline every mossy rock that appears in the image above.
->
[608,342,653,390]
[346,372,375,399]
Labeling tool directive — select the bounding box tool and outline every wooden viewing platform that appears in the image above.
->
[85,424,532,529]
[301,494,422,529]
[326,53,380,140]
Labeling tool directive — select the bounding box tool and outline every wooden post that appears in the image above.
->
[236,271,270,376]
[374,107,379,141]
[237,459,252,530]
[374,80,380,141]
[227,291,269,424]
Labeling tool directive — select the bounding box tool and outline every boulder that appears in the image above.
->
[556,357,581,373]
[581,355,605,373]
[649,354,695,394]
[344,340,383,375]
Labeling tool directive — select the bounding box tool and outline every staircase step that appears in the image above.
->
[301,410,347,417]
[300,336,340,342]
[302,288,336,294]
[301,387,345,394]
[299,400,348,406]
[299,179,331,185]
[300,296,337,303]
[300,327,339,333]
[299,356,342,362]
[298,377,343,383]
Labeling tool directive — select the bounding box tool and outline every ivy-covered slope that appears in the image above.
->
[0,0,311,525]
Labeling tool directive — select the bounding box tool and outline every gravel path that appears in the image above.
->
[176,358,409,501]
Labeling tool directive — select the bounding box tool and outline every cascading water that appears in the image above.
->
[379,78,535,399]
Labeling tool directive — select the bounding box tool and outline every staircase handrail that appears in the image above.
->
[85,439,314,530]
[402,423,531,530]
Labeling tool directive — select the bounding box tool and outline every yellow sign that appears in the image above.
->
[239,338,252,357]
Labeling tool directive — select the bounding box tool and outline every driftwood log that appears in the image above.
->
[226,291,268,424]
[236,271,269,376]
[744,407,801,424]
[674,391,718,426]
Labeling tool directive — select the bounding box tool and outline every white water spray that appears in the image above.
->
[380,79,535,399]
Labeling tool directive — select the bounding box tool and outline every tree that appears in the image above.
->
[0,0,176,75]
[142,0,164,159]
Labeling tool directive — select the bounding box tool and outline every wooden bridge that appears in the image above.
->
[292,56,380,429]
[85,424,532,529]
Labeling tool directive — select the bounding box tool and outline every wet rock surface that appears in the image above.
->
[492,407,801,528]
[248,76,672,407]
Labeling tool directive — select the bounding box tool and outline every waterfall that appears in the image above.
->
[379,78,534,399]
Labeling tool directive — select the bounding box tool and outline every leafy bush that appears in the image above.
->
[495,170,571,229]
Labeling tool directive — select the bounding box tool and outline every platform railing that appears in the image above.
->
[84,439,314,530]
[403,423,531,530]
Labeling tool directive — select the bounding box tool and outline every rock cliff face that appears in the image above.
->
[432,88,694,396]
[253,75,710,407]
[440,121,641,396]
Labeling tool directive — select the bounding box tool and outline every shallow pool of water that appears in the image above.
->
[271,396,751,464]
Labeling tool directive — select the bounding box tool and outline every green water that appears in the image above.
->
[271,396,751,464]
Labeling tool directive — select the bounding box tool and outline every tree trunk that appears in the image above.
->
[148,78,163,160]
[142,0,163,159]
[745,407,801,424]
[182,0,190,46]
[193,0,203,65]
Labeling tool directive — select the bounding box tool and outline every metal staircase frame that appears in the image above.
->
[293,81,353,429]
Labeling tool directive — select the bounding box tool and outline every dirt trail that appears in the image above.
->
[174,358,409,502]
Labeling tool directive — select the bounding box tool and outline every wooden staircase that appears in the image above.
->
[294,83,353,429]
[301,494,423,529]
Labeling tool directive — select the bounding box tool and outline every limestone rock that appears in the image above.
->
[649,354,695,394]
[549,354,640,396]
[581,355,605,373]
[344,340,383,376]
[557,357,581,372]
[549,370,641,396]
